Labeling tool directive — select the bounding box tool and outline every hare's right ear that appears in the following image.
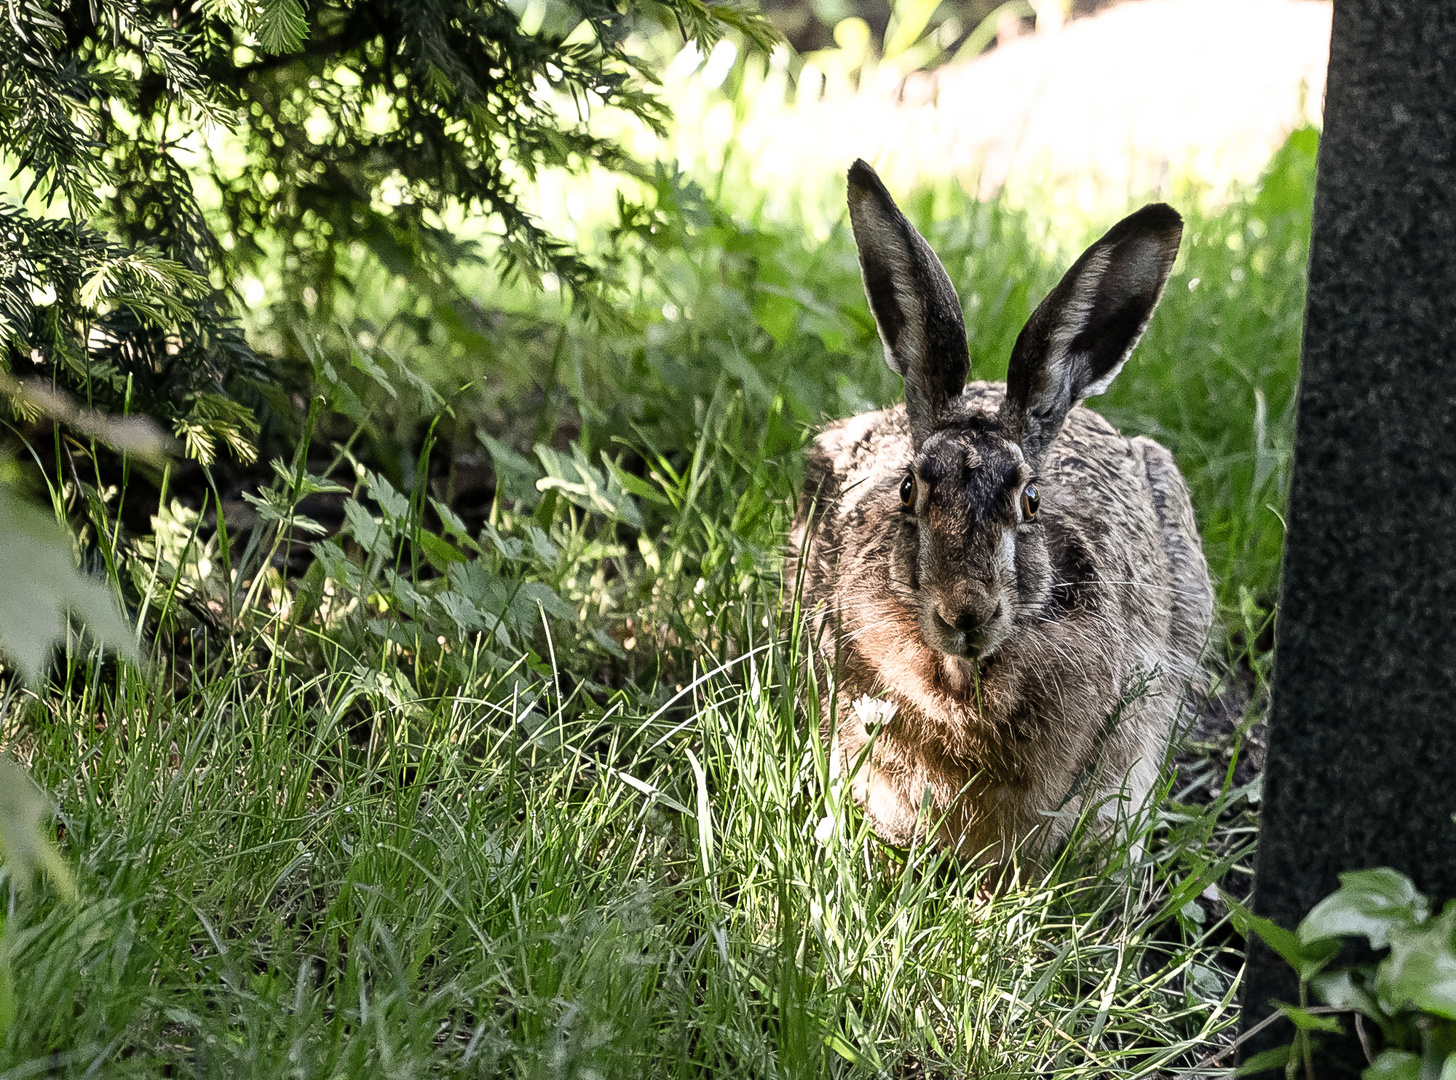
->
[1000,203,1182,465]
[847,160,969,449]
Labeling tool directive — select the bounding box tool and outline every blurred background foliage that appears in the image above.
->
[765,0,1110,59]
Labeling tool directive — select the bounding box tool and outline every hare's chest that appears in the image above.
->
[829,648,1118,853]
[834,704,1057,864]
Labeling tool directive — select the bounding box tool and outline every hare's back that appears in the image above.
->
[1038,398,1212,664]
[1130,435,1215,665]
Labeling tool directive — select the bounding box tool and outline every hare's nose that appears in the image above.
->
[937,592,1000,635]
[954,605,1002,635]
[933,593,1003,658]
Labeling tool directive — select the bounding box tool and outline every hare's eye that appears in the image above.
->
[899,473,917,509]
[1020,483,1040,521]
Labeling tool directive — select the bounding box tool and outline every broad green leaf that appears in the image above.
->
[517,581,576,622]
[603,456,673,508]
[479,432,542,508]
[310,540,358,590]
[1363,1050,1421,1080]
[1276,1002,1343,1033]
[481,523,524,560]
[1312,968,1382,1019]
[478,433,538,479]
[0,758,76,901]
[364,471,410,519]
[592,627,627,659]
[382,570,427,618]
[289,557,327,628]
[525,525,558,563]
[1378,906,1456,1020]
[342,499,384,555]
[428,499,483,554]
[270,460,348,498]
[417,530,465,572]
[349,345,396,398]
[535,444,644,529]
[751,283,801,345]
[1234,1044,1291,1076]
[288,514,328,536]
[0,484,138,685]
[436,590,483,639]
[1301,868,1429,949]
[241,489,325,532]
[393,361,443,409]
[1227,892,1341,980]
[447,562,502,607]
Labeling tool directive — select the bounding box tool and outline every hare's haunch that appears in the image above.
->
[786,161,1213,870]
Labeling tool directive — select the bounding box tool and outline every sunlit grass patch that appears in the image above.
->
[5,581,1253,1076]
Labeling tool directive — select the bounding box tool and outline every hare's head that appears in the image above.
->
[846,160,1182,662]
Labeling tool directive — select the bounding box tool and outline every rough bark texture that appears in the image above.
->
[1241,4,1456,1074]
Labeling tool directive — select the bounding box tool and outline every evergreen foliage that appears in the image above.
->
[0,0,774,463]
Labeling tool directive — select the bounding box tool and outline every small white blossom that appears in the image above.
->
[852,694,899,734]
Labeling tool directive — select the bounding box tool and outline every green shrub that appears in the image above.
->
[1234,867,1456,1079]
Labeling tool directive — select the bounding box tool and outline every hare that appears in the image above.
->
[786,161,1213,871]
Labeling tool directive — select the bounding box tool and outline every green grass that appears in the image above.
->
[0,125,1314,1076]
[8,621,1252,1077]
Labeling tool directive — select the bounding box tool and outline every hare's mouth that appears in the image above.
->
[924,613,1010,662]
[948,631,994,659]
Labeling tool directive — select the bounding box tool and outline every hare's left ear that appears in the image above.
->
[1000,203,1182,465]
[847,159,969,450]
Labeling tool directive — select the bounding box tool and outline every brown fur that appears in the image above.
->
[786,165,1213,870]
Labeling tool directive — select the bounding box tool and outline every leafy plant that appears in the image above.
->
[1,0,777,463]
[1,0,265,463]
[0,480,137,687]
[0,378,149,686]
[1233,868,1456,1079]
[0,385,147,917]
